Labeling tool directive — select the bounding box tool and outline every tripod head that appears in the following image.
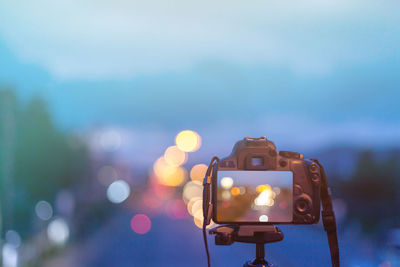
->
[209,225,284,267]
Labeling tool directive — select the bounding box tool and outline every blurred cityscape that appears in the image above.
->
[1,1,400,266]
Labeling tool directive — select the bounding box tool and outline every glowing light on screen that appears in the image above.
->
[2,243,18,267]
[220,177,234,189]
[222,191,231,200]
[35,201,53,221]
[254,191,274,206]
[239,186,246,195]
[131,214,151,234]
[97,165,119,186]
[175,130,201,152]
[256,184,272,194]
[153,157,187,187]
[47,218,70,245]
[259,215,269,222]
[164,145,187,166]
[182,181,202,202]
[190,164,208,183]
[106,180,131,203]
[231,186,240,196]
[273,187,281,195]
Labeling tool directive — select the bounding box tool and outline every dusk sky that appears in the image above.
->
[1,0,399,153]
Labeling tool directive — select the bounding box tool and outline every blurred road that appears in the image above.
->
[45,211,380,267]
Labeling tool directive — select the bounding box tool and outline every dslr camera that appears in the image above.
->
[202,136,339,267]
[211,136,320,225]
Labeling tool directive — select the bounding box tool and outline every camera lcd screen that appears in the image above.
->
[216,171,293,223]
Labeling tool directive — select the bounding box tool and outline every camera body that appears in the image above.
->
[212,136,321,224]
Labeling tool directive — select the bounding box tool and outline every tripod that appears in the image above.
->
[209,225,284,267]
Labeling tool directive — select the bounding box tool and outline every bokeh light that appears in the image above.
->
[175,130,201,152]
[131,214,151,234]
[2,243,18,267]
[256,184,272,194]
[35,201,53,221]
[5,231,21,249]
[47,218,70,245]
[254,191,274,206]
[164,145,187,166]
[188,198,203,217]
[182,181,202,202]
[187,197,202,216]
[193,216,215,229]
[106,180,131,203]
[190,164,208,183]
[259,215,269,222]
[273,187,281,195]
[222,191,231,200]
[220,177,234,189]
[231,186,240,196]
[153,157,187,187]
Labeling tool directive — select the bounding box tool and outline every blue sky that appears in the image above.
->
[0,0,399,153]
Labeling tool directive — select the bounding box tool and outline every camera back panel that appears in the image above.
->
[212,137,321,225]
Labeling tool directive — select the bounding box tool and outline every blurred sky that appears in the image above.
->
[0,0,399,153]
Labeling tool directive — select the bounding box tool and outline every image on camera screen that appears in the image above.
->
[216,171,293,223]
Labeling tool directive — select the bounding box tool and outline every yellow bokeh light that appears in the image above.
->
[182,181,203,202]
[220,177,234,189]
[164,146,187,166]
[256,184,272,194]
[153,157,187,187]
[231,186,240,196]
[193,216,214,229]
[193,205,203,220]
[175,130,201,152]
[190,164,208,183]
[154,157,175,178]
[187,197,202,216]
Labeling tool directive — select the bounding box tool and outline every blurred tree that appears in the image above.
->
[0,89,17,239]
[0,89,90,238]
[340,150,400,234]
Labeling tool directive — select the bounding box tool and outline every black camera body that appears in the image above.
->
[212,136,321,224]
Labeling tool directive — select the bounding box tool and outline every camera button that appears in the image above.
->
[279,151,300,159]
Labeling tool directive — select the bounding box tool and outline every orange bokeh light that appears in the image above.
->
[190,164,208,183]
[231,186,240,196]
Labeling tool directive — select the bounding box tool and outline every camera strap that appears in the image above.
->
[312,158,340,267]
[203,157,219,267]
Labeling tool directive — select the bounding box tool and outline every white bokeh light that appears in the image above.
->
[106,180,131,204]
[5,231,21,248]
[259,215,269,222]
[47,218,70,245]
[35,201,53,221]
[220,177,234,189]
[2,243,18,267]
